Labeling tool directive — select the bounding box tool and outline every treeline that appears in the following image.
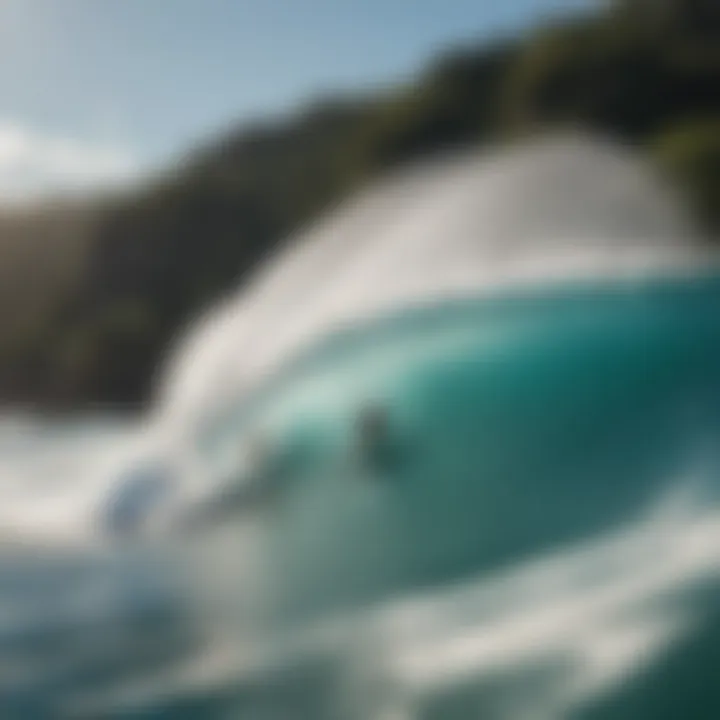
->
[0,0,717,410]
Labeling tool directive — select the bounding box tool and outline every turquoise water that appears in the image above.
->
[4,272,720,718]
[224,273,720,625]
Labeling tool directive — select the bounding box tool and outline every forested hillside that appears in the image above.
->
[0,0,716,409]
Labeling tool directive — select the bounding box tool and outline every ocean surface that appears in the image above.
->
[1,137,719,718]
[2,275,720,718]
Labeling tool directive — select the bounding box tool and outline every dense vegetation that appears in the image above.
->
[0,0,717,410]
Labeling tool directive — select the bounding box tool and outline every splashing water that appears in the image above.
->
[2,134,720,718]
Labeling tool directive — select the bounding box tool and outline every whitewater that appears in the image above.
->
[0,133,720,718]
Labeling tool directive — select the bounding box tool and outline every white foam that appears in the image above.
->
[0,134,713,547]
[156,134,709,445]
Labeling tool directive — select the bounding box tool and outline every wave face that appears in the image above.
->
[156,133,700,439]
[2,135,720,718]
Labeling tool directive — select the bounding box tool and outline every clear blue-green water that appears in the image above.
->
[4,274,720,718]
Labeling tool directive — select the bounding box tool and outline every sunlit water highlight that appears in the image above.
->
[1,135,720,718]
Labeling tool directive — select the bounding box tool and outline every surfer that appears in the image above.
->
[356,402,396,473]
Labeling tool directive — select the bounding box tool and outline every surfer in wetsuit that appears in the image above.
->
[356,402,395,473]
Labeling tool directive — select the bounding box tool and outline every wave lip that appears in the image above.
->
[157,134,705,442]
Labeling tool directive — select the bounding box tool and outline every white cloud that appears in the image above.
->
[0,121,139,202]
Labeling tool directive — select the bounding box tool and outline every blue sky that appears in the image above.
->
[0,0,596,199]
